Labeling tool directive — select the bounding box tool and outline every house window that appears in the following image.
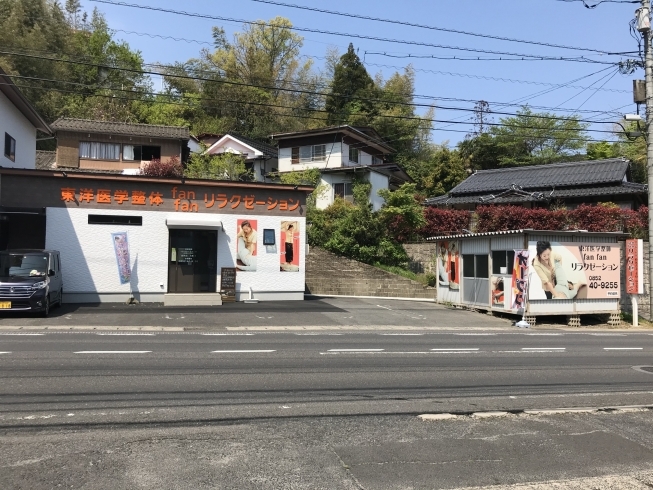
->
[123,145,161,161]
[292,145,327,163]
[333,183,353,202]
[463,254,489,279]
[373,156,383,165]
[492,250,515,275]
[4,133,16,162]
[80,142,120,160]
[349,147,359,164]
[88,214,143,226]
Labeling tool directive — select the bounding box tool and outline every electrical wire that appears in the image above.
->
[87,0,622,64]
[247,0,634,55]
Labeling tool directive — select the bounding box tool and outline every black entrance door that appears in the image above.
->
[168,229,217,293]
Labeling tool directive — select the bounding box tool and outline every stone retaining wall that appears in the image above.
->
[403,242,438,274]
[305,247,435,299]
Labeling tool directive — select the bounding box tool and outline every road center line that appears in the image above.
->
[203,333,255,336]
[96,333,155,336]
[526,333,562,336]
[380,333,424,336]
[604,348,643,350]
[454,333,496,336]
[522,347,566,350]
[376,305,392,310]
[327,349,384,352]
[0,333,44,336]
[430,348,479,351]
[0,351,11,354]
[211,350,276,353]
[74,351,152,354]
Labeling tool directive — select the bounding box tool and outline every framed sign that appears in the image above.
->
[220,267,237,302]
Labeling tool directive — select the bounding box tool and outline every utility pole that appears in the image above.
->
[637,1,653,320]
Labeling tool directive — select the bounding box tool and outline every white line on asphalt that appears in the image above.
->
[0,333,44,336]
[376,305,392,310]
[526,333,562,336]
[430,348,479,351]
[380,333,424,336]
[96,333,155,336]
[604,347,643,350]
[454,333,496,336]
[522,347,566,350]
[592,334,626,336]
[74,351,152,354]
[0,351,11,354]
[202,333,255,336]
[211,350,276,353]
[327,348,384,352]
[294,333,342,336]
[321,351,437,355]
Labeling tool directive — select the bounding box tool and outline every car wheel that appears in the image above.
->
[41,296,50,317]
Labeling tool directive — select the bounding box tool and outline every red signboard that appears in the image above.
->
[626,239,644,295]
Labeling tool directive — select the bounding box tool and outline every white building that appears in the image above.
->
[0,67,51,169]
[270,126,411,211]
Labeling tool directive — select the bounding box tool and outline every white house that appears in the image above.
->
[197,133,278,182]
[270,126,411,211]
[0,67,51,169]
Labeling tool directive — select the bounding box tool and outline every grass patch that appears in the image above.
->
[373,263,436,287]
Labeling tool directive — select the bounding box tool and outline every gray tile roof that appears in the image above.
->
[51,118,190,140]
[450,158,629,196]
[35,150,56,170]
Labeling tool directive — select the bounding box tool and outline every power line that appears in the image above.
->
[556,0,639,7]
[248,0,634,55]
[87,0,622,63]
[1,51,624,129]
[362,51,616,65]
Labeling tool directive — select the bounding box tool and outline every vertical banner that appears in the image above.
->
[236,219,257,271]
[111,232,131,284]
[280,220,300,272]
[626,239,644,295]
[437,241,460,290]
[512,250,529,310]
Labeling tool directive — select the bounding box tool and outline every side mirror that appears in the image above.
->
[48,270,55,277]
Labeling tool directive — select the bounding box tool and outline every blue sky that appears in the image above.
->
[82,0,641,145]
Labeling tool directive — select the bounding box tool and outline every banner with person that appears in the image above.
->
[236,219,257,271]
[111,232,131,284]
[511,250,529,310]
[527,241,620,300]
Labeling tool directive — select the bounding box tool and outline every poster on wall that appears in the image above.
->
[491,276,506,308]
[528,241,620,300]
[236,219,257,271]
[280,220,300,272]
[111,232,131,284]
[437,241,460,290]
[512,250,529,310]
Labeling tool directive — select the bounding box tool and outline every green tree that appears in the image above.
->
[378,183,426,241]
[402,142,467,197]
[184,145,251,181]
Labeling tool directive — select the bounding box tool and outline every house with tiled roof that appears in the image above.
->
[50,118,190,173]
[0,67,51,169]
[270,125,411,211]
[424,158,647,210]
[199,133,279,182]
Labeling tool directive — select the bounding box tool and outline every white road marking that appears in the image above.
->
[322,351,440,355]
[526,333,562,336]
[202,333,255,336]
[604,347,643,351]
[376,305,392,310]
[327,348,384,352]
[0,333,44,336]
[0,352,11,354]
[522,347,566,351]
[96,333,155,336]
[74,351,152,354]
[455,333,496,336]
[294,333,342,336]
[592,333,626,336]
[430,348,480,351]
[211,350,276,353]
[380,333,424,336]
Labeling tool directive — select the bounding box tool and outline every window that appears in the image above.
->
[292,145,327,163]
[492,250,515,275]
[263,229,275,246]
[333,183,353,202]
[373,156,383,165]
[4,133,16,162]
[123,145,161,161]
[80,142,120,160]
[463,254,489,278]
[349,147,359,163]
[88,215,142,226]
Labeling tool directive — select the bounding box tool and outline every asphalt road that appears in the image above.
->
[2,306,653,488]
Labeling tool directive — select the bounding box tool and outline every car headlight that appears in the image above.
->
[31,281,47,290]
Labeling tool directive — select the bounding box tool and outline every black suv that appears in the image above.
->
[0,250,63,317]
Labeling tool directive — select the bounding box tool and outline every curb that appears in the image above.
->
[305,294,436,303]
[418,404,653,421]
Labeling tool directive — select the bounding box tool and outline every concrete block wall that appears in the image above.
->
[403,242,438,274]
[305,247,435,299]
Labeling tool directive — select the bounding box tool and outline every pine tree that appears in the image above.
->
[65,0,81,28]
[325,43,376,125]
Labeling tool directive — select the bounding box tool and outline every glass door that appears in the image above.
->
[168,229,217,293]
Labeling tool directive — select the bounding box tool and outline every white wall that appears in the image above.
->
[0,91,37,169]
[45,207,306,302]
[277,142,342,172]
[367,171,389,212]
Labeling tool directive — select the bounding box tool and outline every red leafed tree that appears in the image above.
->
[141,155,183,178]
